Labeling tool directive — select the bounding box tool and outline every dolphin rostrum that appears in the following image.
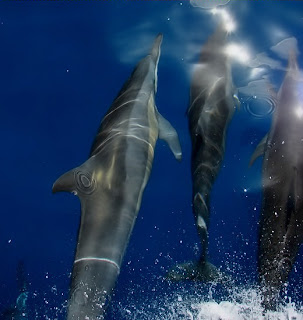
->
[250,51,303,310]
[168,24,237,281]
[53,33,182,320]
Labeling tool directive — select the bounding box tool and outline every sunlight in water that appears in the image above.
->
[211,8,236,32]
[295,106,303,119]
[225,43,251,64]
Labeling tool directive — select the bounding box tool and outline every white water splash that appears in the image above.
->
[114,285,303,320]
[194,300,303,320]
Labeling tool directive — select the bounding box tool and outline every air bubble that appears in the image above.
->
[244,95,275,118]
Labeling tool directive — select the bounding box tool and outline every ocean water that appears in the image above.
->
[0,1,302,319]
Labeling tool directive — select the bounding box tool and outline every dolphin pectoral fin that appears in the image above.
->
[156,110,182,161]
[166,261,228,283]
[233,93,241,110]
[249,134,268,166]
[52,168,77,194]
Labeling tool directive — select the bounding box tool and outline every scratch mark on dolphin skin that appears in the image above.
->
[124,134,155,154]
[74,257,120,273]
[102,99,141,121]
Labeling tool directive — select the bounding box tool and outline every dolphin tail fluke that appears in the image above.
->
[156,109,182,161]
[167,260,226,283]
[52,168,77,194]
[249,134,268,167]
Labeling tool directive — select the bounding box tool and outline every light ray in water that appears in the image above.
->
[295,106,303,119]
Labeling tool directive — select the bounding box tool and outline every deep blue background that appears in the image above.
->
[0,1,302,319]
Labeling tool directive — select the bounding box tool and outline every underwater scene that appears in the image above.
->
[1,0,303,319]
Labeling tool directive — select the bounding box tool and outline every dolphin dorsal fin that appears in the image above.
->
[52,168,77,194]
[249,134,268,166]
[156,109,182,161]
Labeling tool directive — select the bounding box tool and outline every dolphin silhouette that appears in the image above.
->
[1,261,29,320]
[53,33,182,320]
[250,51,303,310]
[168,25,237,281]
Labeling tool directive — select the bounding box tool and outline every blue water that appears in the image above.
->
[0,1,302,319]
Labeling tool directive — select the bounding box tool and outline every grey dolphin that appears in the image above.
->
[52,33,181,320]
[168,25,237,281]
[250,52,303,310]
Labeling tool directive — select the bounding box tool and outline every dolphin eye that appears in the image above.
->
[75,171,96,195]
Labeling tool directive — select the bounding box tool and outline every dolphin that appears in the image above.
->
[53,33,181,320]
[250,51,303,310]
[168,25,237,281]
[1,261,29,320]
